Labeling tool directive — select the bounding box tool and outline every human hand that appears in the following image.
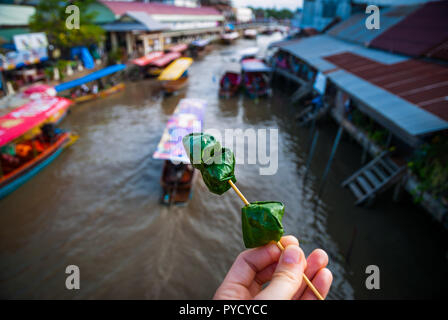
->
[213,236,332,300]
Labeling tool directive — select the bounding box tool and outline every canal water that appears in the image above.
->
[0,34,446,299]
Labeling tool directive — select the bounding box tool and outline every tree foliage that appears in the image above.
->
[249,7,295,20]
[29,0,105,49]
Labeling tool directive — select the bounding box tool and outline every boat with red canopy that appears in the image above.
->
[148,52,182,76]
[241,59,273,98]
[168,43,188,54]
[129,51,165,80]
[153,98,206,205]
[0,97,78,199]
[219,63,242,98]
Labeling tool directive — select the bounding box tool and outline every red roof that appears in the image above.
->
[324,52,448,121]
[101,1,222,16]
[370,1,448,58]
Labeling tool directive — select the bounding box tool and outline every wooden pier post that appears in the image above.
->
[319,126,344,194]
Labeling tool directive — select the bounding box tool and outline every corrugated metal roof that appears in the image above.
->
[273,35,448,137]
[370,1,448,57]
[102,11,169,32]
[101,1,223,17]
[325,52,448,122]
[272,35,408,73]
[327,6,420,46]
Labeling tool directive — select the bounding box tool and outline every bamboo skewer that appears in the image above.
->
[228,180,324,300]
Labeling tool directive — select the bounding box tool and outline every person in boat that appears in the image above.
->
[214,235,333,300]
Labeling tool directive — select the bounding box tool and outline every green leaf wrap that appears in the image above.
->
[201,147,236,195]
[182,133,236,195]
[241,201,285,248]
[182,133,221,170]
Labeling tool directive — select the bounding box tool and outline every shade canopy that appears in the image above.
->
[0,97,72,147]
[54,64,126,92]
[153,99,207,163]
[241,59,272,73]
[169,43,188,53]
[158,58,193,81]
[132,51,164,67]
[150,52,181,68]
[191,39,210,47]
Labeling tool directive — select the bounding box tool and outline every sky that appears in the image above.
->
[233,0,303,11]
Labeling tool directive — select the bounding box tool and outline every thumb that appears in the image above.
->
[254,245,306,300]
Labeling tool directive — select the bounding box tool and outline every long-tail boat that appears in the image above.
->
[243,29,257,39]
[241,59,273,98]
[153,98,207,205]
[129,51,164,80]
[54,64,126,104]
[158,57,193,94]
[147,52,182,76]
[219,63,242,98]
[190,39,211,58]
[220,31,239,44]
[0,97,77,199]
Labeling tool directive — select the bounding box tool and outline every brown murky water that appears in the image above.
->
[0,34,446,299]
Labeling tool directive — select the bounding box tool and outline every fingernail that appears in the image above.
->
[283,246,300,265]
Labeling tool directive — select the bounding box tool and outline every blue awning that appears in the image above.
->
[54,64,126,92]
[191,39,210,47]
[241,59,272,73]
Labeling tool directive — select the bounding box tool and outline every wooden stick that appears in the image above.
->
[228,180,324,300]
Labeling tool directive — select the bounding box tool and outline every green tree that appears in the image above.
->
[29,0,105,50]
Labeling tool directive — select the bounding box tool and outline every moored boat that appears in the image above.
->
[219,63,242,98]
[243,29,257,39]
[220,31,239,44]
[0,98,77,199]
[153,98,207,205]
[147,52,181,76]
[55,64,126,104]
[241,59,272,98]
[190,39,211,58]
[130,51,164,80]
[158,57,193,94]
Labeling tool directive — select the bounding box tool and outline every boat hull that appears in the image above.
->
[0,132,73,199]
[74,83,125,104]
[160,161,198,206]
[162,77,189,93]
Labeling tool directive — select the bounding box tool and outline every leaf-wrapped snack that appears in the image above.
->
[241,201,285,248]
[201,147,236,195]
[182,133,237,195]
[182,133,221,169]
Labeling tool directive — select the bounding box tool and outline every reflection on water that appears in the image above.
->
[0,34,446,299]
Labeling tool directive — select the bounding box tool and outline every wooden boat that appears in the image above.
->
[73,82,125,104]
[243,29,257,39]
[190,39,211,58]
[160,160,198,205]
[241,59,273,99]
[158,57,193,94]
[162,77,188,93]
[219,71,242,98]
[55,64,126,104]
[152,98,207,206]
[147,52,182,76]
[220,32,239,44]
[130,51,164,80]
[0,98,77,199]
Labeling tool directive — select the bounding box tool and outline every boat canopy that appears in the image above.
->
[54,64,126,92]
[191,39,210,47]
[240,47,259,61]
[241,59,272,73]
[222,32,239,40]
[169,43,188,53]
[132,51,164,67]
[0,97,72,147]
[151,52,181,68]
[153,98,207,163]
[158,58,193,81]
